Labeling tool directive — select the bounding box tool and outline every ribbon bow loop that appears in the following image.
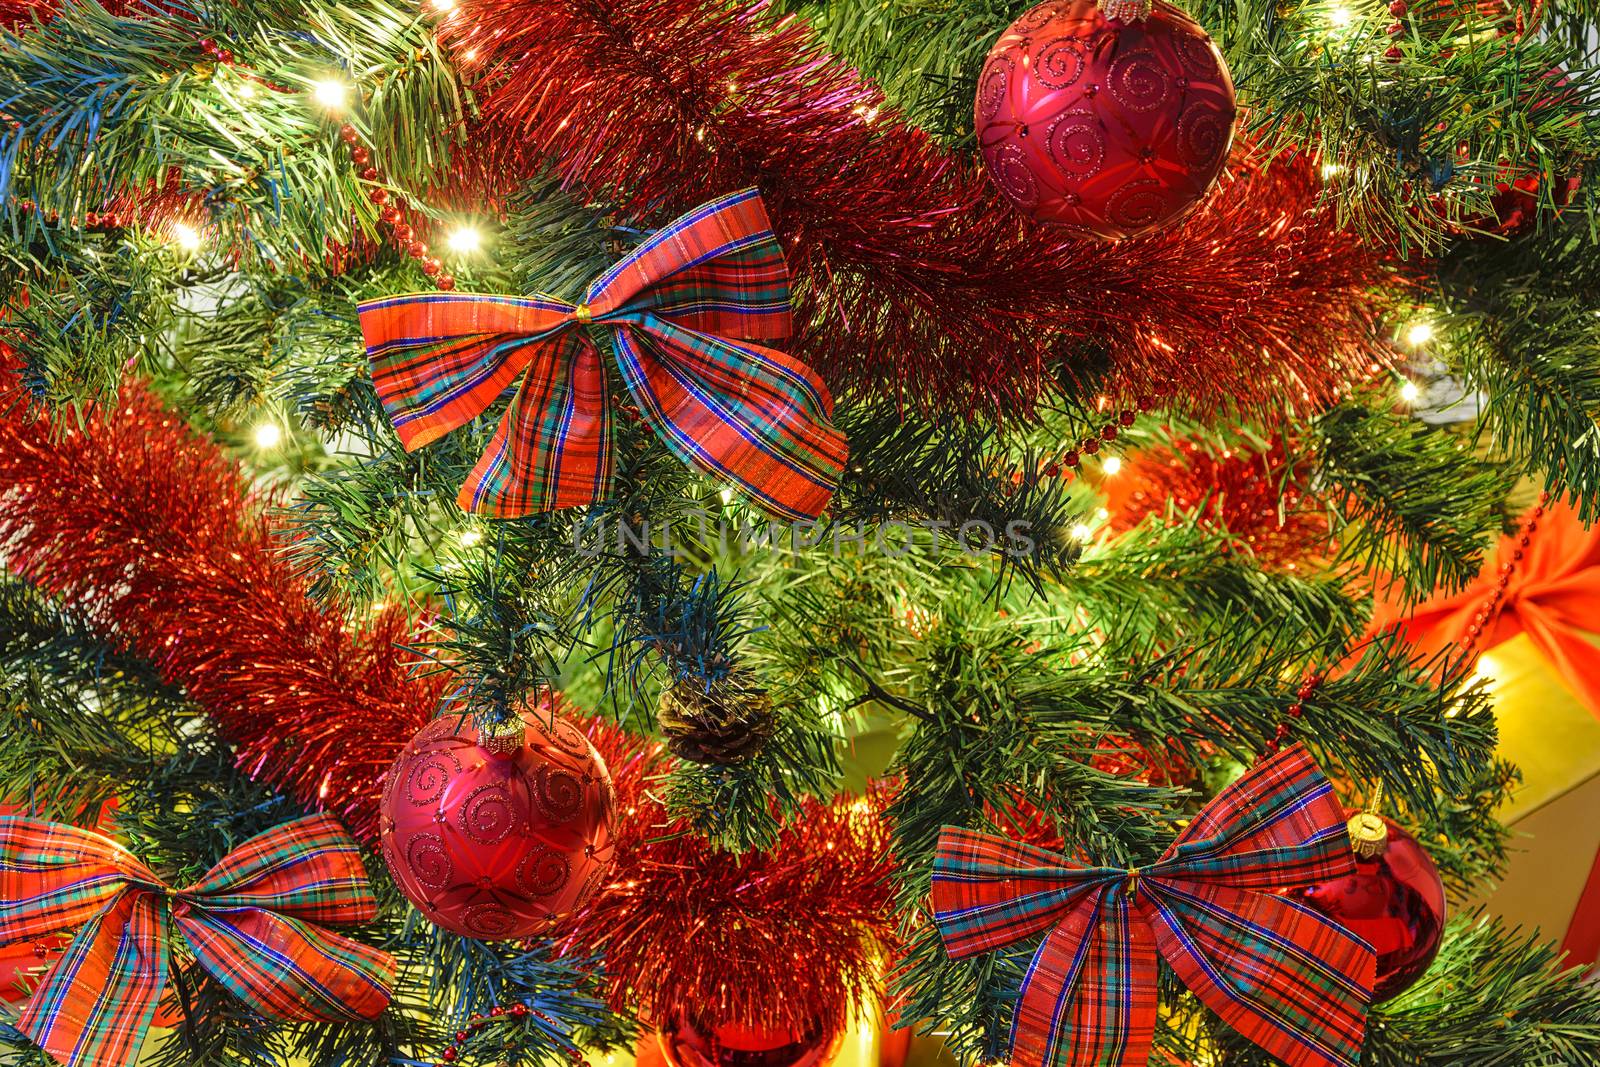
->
[359,188,846,521]
[0,813,394,1067]
[1368,498,1600,720]
[931,746,1376,1067]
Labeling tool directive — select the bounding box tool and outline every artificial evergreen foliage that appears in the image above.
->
[1,0,1600,1065]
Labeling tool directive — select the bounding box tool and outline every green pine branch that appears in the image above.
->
[1435,221,1600,516]
[1365,913,1600,1067]
[1308,395,1512,597]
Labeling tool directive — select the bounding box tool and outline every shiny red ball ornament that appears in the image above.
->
[379,713,617,940]
[1285,814,1446,1002]
[974,0,1236,239]
[657,1011,844,1067]
[1467,169,1580,237]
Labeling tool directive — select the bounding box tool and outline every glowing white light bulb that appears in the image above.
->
[252,421,283,449]
[446,226,481,254]
[236,81,257,99]
[432,0,456,11]
[1071,523,1094,543]
[459,528,483,548]
[1102,456,1123,475]
[1399,380,1422,403]
[1320,162,1343,179]
[1405,321,1435,346]
[312,79,349,111]
[170,222,202,251]
[1328,6,1352,26]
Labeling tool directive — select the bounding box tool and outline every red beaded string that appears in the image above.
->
[199,34,451,282]
[1258,488,1551,762]
[196,38,292,93]
[436,1002,590,1067]
[1042,394,1159,481]
[1462,489,1550,654]
[1262,670,1323,760]
[16,198,137,234]
[168,30,458,288]
[335,122,456,291]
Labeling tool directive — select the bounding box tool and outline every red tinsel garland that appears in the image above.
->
[0,357,444,841]
[1104,432,1331,569]
[445,0,1402,415]
[566,720,897,1036]
[0,0,52,27]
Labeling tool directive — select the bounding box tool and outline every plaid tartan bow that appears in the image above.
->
[0,813,394,1067]
[931,745,1377,1067]
[357,188,848,521]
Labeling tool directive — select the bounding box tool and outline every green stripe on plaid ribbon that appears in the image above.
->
[0,813,393,1067]
[931,745,1377,1067]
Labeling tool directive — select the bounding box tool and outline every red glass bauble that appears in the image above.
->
[379,712,616,940]
[657,1011,845,1067]
[1464,169,1581,237]
[1284,815,1446,1001]
[973,0,1236,239]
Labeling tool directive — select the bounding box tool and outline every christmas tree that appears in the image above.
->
[1,0,1599,1064]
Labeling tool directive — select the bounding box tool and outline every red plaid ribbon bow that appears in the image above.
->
[0,813,394,1067]
[358,188,848,521]
[931,746,1376,1067]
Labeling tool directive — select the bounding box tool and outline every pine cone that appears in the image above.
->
[657,675,776,765]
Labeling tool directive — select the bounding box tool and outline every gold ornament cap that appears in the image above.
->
[1347,811,1390,859]
[477,717,527,757]
[1101,0,1154,21]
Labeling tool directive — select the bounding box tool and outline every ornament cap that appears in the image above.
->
[1347,811,1390,858]
[477,718,527,757]
[1100,0,1153,21]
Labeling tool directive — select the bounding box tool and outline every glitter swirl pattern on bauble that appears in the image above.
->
[974,0,1237,239]
[379,713,616,940]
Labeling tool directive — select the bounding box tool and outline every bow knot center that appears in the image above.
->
[573,302,593,325]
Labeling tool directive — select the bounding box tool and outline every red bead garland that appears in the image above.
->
[433,1002,590,1067]
[1463,490,1550,652]
[197,37,289,93]
[1262,671,1323,760]
[1258,489,1550,762]
[334,122,457,291]
[1050,394,1162,480]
